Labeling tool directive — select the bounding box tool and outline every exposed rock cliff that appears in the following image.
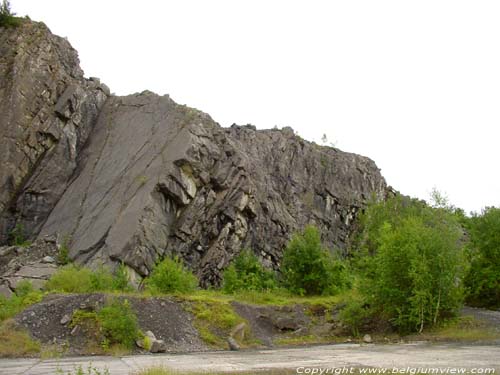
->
[0,21,387,286]
[0,21,109,245]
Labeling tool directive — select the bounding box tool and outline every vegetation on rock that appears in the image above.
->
[0,0,21,28]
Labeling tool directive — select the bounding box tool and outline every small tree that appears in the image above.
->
[465,207,500,308]
[222,249,277,293]
[0,0,20,28]
[281,225,351,296]
[145,256,198,294]
[365,207,465,332]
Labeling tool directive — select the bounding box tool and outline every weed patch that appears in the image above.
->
[0,319,40,357]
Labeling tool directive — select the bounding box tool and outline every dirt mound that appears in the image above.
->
[13,293,346,356]
[15,293,206,355]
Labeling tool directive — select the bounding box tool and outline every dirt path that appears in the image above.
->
[1,342,499,375]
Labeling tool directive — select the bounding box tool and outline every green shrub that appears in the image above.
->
[0,281,43,321]
[45,264,132,293]
[97,299,139,349]
[0,1,21,29]
[111,263,133,291]
[45,265,94,293]
[145,256,198,294]
[338,297,370,337]
[222,250,277,294]
[70,299,140,350]
[280,225,352,296]
[465,207,500,308]
[357,196,466,333]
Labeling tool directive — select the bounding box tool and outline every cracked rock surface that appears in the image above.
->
[1,20,388,286]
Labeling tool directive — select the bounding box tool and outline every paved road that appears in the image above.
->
[1,343,499,375]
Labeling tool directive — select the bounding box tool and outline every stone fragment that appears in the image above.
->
[227,337,240,351]
[60,314,71,325]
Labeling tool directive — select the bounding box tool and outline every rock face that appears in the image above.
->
[0,21,388,286]
[0,21,108,245]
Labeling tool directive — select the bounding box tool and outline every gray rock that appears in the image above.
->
[0,283,13,298]
[60,314,71,325]
[275,317,302,331]
[0,21,389,287]
[363,334,372,343]
[70,325,80,336]
[42,256,56,264]
[149,339,167,353]
[227,336,240,351]
[0,21,108,245]
[136,331,167,353]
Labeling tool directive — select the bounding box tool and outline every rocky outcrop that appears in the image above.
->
[0,21,109,244]
[0,236,59,296]
[0,21,388,286]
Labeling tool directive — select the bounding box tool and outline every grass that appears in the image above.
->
[180,288,344,308]
[133,367,295,375]
[0,319,41,357]
[0,281,44,322]
[184,299,248,348]
[414,315,500,342]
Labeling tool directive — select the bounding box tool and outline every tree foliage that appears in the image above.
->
[354,195,466,332]
[0,0,21,28]
[281,225,351,296]
[222,250,277,293]
[464,207,500,308]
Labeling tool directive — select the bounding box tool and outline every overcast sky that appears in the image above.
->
[12,1,500,213]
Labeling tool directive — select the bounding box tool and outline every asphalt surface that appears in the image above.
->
[1,342,499,375]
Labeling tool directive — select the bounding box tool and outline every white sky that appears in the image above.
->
[12,0,500,213]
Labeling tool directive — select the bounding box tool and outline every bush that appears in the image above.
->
[465,207,500,308]
[145,256,198,294]
[222,250,277,294]
[339,297,370,337]
[357,196,466,333]
[0,281,43,321]
[0,0,21,28]
[45,264,132,293]
[97,299,139,349]
[70,299,140,350]
[280,225,351,296]
[111,263,133,291]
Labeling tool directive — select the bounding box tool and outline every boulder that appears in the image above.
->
[227,337,240,351]
[60,314,71,325]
